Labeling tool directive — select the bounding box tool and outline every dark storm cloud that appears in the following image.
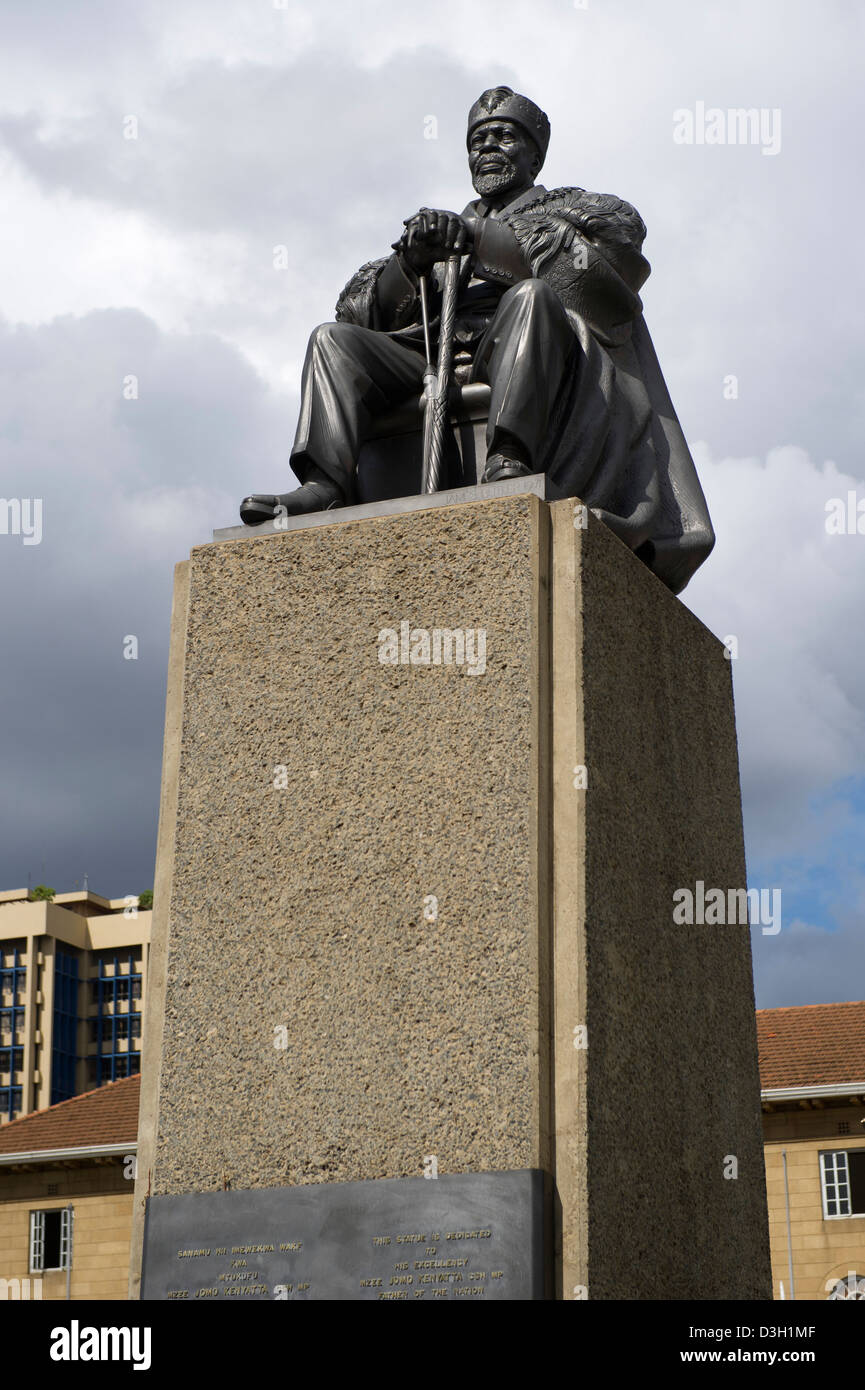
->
[0,308,284,895]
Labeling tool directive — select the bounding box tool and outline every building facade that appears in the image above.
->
[0,890,151,1123]
[0,1074,139,1300]
[759,1001,865,1300]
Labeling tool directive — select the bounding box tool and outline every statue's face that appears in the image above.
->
[468,119,540,199]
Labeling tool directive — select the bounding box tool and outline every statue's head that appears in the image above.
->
[467,87,550,201]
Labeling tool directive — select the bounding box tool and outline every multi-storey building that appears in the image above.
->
[759,1001,865,1300]
[0,889,151,1123]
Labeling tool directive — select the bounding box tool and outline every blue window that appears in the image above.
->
[93,953,142,1085]
[0,1087,22,1121]
[0,945,26,1120]
[0,1006,25,1042]
[51,950,79,1104]
[0,1049,24,1120]
[0,944,26,1001]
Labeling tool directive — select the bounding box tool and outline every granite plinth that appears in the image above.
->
[132,487,771,1300]
[141,1170,548,1301]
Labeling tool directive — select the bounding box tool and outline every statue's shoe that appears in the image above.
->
[239,481,341,526]
[481,455,533,485]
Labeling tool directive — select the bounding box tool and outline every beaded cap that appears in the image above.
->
[467,86,551,163]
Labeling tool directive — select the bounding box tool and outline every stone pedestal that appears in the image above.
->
[131,484,771,1300]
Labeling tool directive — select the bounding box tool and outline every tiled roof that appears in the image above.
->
[0,1075,140,1155]
[757,1002,865,1090]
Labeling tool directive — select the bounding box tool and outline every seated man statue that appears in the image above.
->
[240,85,714,594]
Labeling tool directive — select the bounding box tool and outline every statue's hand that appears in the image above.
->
[394,208,472,275]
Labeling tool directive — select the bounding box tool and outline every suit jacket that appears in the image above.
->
[335,184,714,594]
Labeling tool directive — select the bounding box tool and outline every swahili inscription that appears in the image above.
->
[141,1171,546,1301]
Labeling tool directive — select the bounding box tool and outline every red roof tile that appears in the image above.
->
[757,1002,865,1089]
[0,1075,140,1155]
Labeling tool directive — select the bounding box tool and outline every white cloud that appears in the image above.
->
[0,0,862,1007]
[0,308,285,892]
[754,918,865,1009]
[684,443,865,867]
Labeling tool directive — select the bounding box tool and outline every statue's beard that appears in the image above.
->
[472,157,520,198]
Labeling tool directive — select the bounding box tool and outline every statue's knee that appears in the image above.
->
[311,320,343,347]
[509,278,557,307]
[308,320,364,371]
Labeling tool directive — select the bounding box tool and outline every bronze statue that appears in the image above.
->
[240,86,714,593]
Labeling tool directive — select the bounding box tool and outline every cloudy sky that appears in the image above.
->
[1,0,862,1008]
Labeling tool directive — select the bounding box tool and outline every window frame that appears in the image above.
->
[820,1148,865,1220]
[29,1207,73,1273]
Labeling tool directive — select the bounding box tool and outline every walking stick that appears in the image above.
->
[421,253,461,494]
[419,274,438,493]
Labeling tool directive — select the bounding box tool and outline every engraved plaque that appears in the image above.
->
[141,1169,547,1301]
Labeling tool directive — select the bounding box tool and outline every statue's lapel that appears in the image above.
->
[497,183,547,218]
